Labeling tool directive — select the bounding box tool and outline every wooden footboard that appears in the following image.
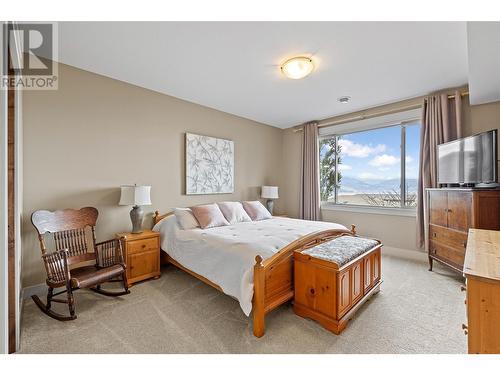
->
[252,225,356,337]
[152,210,355,338]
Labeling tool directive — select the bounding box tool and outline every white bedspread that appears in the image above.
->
[153,216,347,316]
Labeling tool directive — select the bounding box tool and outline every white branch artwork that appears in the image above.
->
[186,133,234,195]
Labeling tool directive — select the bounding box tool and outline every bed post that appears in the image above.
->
[253,255,265,338]
[351,224,356,235]
[153,210,160,225]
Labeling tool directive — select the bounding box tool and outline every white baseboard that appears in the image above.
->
[382,246,427,262]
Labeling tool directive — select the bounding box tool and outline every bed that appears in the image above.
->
[152,211,355,337]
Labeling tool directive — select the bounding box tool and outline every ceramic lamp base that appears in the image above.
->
[130,205,144,233]
[266,199,274,215]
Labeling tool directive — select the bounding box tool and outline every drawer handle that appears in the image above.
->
[432,232,437,238]
[142,244,146,248]
[310,288,315,295]
[460,285,466,292]
[462,323,468,330]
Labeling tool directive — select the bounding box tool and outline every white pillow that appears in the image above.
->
[173,208,200,230]
[217,202,252,224]
[242,201,272,221]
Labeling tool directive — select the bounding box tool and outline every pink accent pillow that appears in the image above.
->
[217,202,252,224]
[190,203,230,229]
[242,201,272,221]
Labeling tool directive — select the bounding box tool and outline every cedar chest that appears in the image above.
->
[293,235,382,334]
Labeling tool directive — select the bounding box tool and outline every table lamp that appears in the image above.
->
[261,186,279,215]
[119,185,151,233]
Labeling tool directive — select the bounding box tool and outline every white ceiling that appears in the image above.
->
[56,22,469,128]
[467,22,500,106]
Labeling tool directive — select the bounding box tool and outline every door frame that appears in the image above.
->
[2,21,22,354]
[0,21,9,355]
[7,44,15,353]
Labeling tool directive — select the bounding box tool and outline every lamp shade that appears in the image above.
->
[119,185,151,206]
[261,186,279,199]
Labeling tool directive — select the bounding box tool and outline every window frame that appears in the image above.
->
[319,117,420,213]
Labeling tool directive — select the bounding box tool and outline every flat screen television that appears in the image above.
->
[437,129,498,186]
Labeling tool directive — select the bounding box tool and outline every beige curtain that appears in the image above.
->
[300,121,320,220]
[416,90,463,248]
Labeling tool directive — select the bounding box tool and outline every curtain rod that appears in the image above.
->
[425,91,469,101]
[293,103,420,133]
[451,91,469,98]
[293,91,469,133]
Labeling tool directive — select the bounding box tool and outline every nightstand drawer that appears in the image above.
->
[128,249,160,281]
[127,237,159,255]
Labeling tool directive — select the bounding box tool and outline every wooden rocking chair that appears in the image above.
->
[31,207,130,321]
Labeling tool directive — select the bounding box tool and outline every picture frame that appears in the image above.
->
[185,133,234,195]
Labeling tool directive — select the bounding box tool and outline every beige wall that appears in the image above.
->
[281,127,302,219]
[281,93,500,251]
[463,98,500,138]
[22,63,284,287]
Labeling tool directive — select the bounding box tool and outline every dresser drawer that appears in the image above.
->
[429,240,465,268]
[429,225,467,250]
[127,237,159,255]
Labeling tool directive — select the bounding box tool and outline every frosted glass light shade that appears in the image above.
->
[261,186,279,199]
[119,185,151,206]
[280,57,314,79]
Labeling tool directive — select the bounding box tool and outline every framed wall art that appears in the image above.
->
[185,133,234,195]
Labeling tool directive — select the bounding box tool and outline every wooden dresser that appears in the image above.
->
[427,188,500,273]
[463,229,500,353]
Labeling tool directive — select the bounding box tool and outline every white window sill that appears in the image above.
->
[321,203,417,217]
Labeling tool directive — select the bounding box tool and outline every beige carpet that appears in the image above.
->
[19,253,467,353]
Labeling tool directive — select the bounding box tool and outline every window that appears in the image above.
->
[320,121,420,208]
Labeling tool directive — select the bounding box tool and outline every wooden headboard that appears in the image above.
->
[152,210,174,226]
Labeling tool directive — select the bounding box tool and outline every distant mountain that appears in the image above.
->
[338,176,417,194]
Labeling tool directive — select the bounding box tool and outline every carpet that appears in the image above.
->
[18,252,467,353]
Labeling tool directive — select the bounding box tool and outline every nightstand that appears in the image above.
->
[116,230,161,287]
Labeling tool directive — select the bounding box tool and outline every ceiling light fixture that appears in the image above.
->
[280,56,314,80]
[338,96,351,104]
